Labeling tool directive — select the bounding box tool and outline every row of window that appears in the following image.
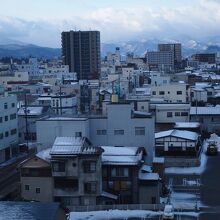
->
[0,129,17,139]
[167,112,189,117]
[152,91,183,95]
[103,167,130,178]
[52,161,97,173]
[103,180,132,191]
[25,185,40,193]
[96,127,146,136]
[3,102,15,109]
[0,114,17,123]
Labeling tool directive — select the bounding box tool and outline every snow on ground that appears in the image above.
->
[176,212,199,217]
[165,142,208,175]
[170,191,206,210]
[69,210,161,220]
[70,210,199,220]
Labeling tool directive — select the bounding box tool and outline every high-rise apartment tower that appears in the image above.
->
[61,31,101,80]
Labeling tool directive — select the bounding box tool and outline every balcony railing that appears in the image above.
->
[54,187,79,197]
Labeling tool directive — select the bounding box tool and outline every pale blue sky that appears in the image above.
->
[0,0,219,47]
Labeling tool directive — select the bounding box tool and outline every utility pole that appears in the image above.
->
[24,92,29,148]
[59,86,63,115]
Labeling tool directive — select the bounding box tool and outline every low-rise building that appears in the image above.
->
[101,146,160,204]
[190,106,220,134]
[152,103,190,131]
[37,102,155,164]
[155,129,201,157]
[51,137,103,207]
[19,149,53,202]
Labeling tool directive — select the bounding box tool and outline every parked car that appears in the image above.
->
[163,204,174,219]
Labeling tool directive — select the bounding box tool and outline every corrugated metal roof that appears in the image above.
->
[155,129,199,141]
[50,137,100,155]
[101,146,143,165]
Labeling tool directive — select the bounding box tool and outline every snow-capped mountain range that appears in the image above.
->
[0,37,220,59]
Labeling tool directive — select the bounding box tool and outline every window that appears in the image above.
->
[111,167,129,177]
[102,167,108,177]
[167,112,173,117]
[36,188,40,193]
[152,91,156,95]
[5,131,9,137]
[0,117,2,123]
[181,112,189,116]
[83,161,96,173]
[159,91,165,95]
[25,185,29,191]
[4,103,7,109]
[75,132,82,137]
[97,129,107,135]
[175,112,181,117]
[114,130,124,135]
[52,162,65,172]
[10,129,17,135]
[4,116,8,121]
[177,91,182,95]
[11,103,15,108]
[10,113,16,120]
[135,127,145,135]
[0,133,3,139]
[84,182,97,194]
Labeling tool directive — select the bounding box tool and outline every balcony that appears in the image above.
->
[54,187,79,197]
[52,171,66,177]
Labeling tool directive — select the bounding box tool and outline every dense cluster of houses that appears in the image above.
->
[0,44,220,208]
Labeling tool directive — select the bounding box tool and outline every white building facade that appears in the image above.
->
[0,94,18,163]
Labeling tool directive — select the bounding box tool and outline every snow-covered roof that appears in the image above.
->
[133,111,151,117]
[101,146,143,165]
[47,117,88,121]
[156,103,190,109]
[37,97,52,101]
[139,172,160,181]
[190,107,220,115]
[174,122,200,129]
[153,157,165,164]
[18,106,43,116]
[140,164,152,173]
[36,148,51,162]
[0,202,60,220]
[214,92,220,98]
[50,137,101,156]
[155,130,199,141]
[101,191,118,200]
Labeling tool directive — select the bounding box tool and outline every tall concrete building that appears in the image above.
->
[158,43,182,68]
[146,51,174,72]
[61,30,101,80]
[0,93,18,163]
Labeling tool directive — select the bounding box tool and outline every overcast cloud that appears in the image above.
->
[0,0,219,47]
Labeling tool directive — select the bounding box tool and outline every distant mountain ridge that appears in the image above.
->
[0,43,61,59]
[0,38,220,59]
[101,39,220,58]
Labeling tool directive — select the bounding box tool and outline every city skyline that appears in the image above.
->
[0,0,220,47]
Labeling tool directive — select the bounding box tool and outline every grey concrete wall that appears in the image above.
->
[21,177,53,202]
